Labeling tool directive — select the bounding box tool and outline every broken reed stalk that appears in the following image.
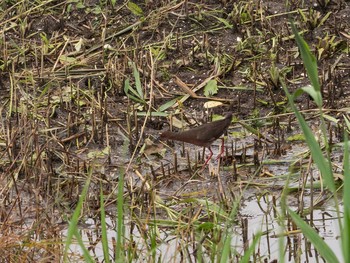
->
[174,152,178,174]
[186,150,192,176]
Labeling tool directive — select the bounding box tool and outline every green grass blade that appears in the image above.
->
[281,82,335,192]
[291,21,322,106]
[219,233,232,263]
[240,232,262,263]
[132,62,143,99]
[158,97,179,112]
[115,167,125,262]
[100,185,111,263]
[74,228,95,263]
[124,78,145,103]
[343,133,350,263]
[63,168,92,261]
[288,208,339,263]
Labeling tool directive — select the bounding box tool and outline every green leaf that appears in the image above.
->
[219,234,232,263]
[343,133,350,263]
[197,222,215,231]
[286,133,305,142]
[323,114,339,124]
[257,98,268,105]
[116,167,126,262]
[100,189,110,263]
[293,87,305,99]
[204,79,218,97]
[73,228,94,263]
[344,115,350,131]
[59,55,76,64]
[282,82,335,192]
[76,2,85,8]
[127,1,143,16]
[64,169,92,261]
[240,232,262,263]
[132,62,143,99]
[291,22,322,107]
[288,208,339,263]
[158,97,179,112]
[136,111,168,117]
[214,17,233,29]
[124,78,145,104]
[238,121,262,138]
[301,85,322,105]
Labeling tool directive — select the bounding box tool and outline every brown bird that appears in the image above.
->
[160,112,232,167]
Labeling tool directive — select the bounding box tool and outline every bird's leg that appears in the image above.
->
[215,137,225,161]
[200,147,213,171]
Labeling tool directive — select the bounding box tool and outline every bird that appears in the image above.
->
[160,112,232,168]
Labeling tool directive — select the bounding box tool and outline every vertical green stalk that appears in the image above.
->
[115,167,125,262]
[342,133,350,263]
[100,185,110,263]
[63,167,92,262]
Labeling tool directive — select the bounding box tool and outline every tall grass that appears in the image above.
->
[279,21,348,263]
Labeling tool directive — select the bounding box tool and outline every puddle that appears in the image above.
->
[64,198,343,262]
